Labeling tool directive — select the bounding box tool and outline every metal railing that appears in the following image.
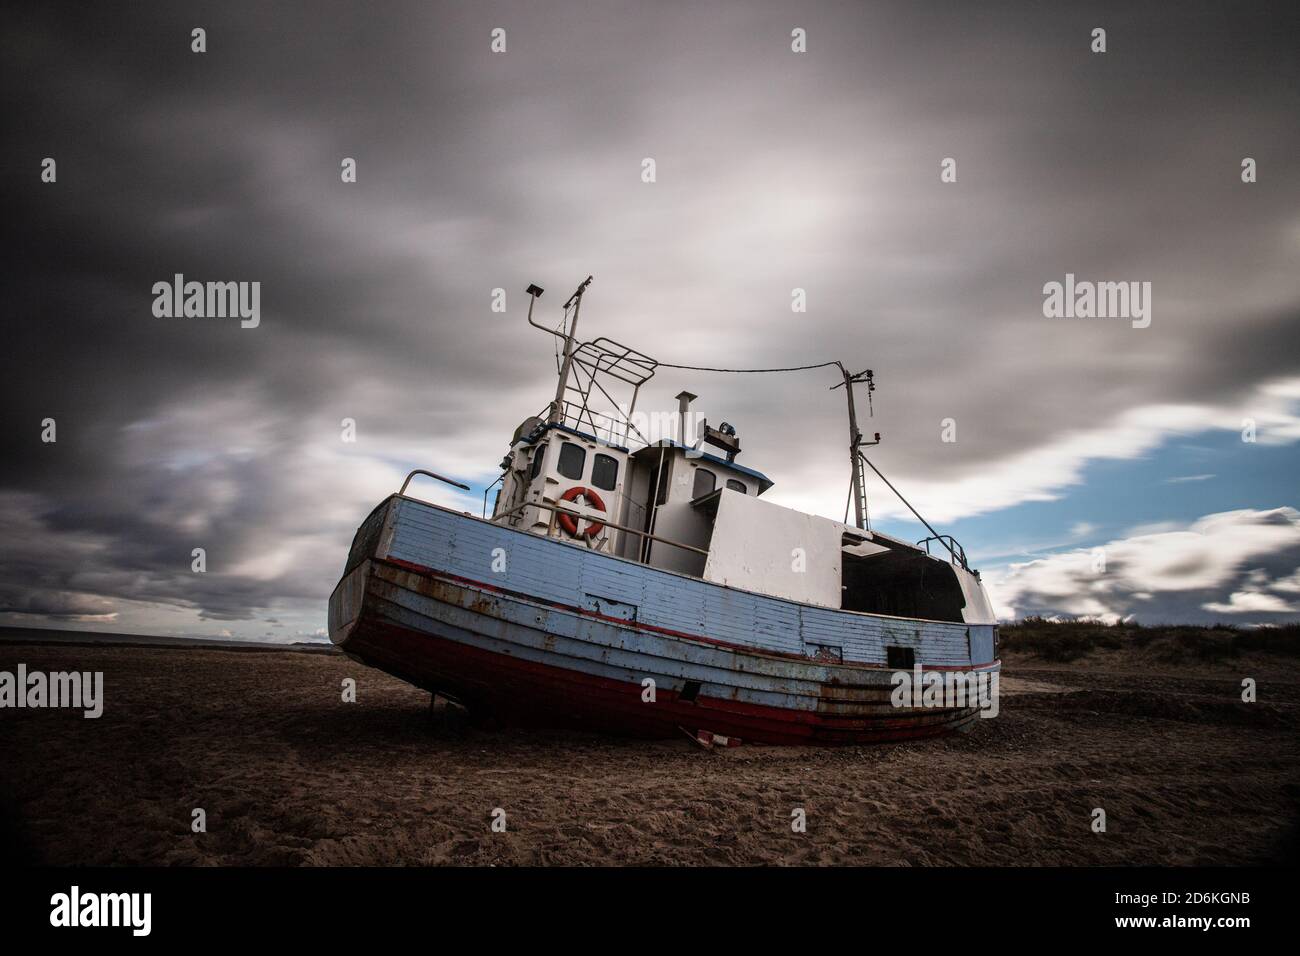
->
[393,470,704,560]
[491,499,709,558]
[481,474,503,518]
[917,534,968,571]
[399,469,470,495]
[538,398,642,448]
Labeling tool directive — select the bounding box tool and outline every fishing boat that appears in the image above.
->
[328,277,1000,744]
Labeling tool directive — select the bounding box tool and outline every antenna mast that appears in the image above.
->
[546,275,593,423]
[831,362,878,529]
[525,277,656,445]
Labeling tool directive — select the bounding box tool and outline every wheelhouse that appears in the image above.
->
[482,278,993,630]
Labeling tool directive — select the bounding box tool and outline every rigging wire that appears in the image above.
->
[655,360,839,374]
[533,299,961,563]
[552,304,570,374]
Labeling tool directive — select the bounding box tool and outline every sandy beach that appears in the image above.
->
[2,637,1297,866]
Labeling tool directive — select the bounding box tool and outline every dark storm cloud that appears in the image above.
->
[3,1,1299,628]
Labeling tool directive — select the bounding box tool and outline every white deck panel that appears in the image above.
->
[702,490,844,609]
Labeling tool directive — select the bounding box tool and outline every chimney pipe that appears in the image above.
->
[674,391,697,445]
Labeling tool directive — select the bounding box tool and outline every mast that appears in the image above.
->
[832,362,877,529]
[524,276,656,444]
[549,275,593,424]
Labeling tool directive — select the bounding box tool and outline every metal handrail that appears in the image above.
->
[918,534,968,570]
[399,469,470,495]
[481,474,504,518]
[492,499,710,558]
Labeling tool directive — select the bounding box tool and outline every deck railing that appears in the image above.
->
[394,469,704,559]
[917,534,969,571]
[398,469,470,495]
[536,399,639,447]
[491,499,709,558]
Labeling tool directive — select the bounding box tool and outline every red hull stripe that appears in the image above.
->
[350,616,981,745]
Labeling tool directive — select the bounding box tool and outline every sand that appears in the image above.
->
[1,641,1297,865]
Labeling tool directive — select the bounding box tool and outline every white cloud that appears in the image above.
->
[772,377,1300,526]
[1272,569,1300,594]
[1203,591,1298,614]
[986,507,1300,624]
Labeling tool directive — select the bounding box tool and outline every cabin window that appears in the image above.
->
[886,646,916,670]
[692,468,716,499]
[591,453,619,491]
[529,446,545,480]
[725,478,747,494]
[557,442,586,480]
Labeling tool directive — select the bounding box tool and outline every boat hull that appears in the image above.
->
[330,531,999,745]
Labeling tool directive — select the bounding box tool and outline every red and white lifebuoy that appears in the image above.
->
[557,485,606,538]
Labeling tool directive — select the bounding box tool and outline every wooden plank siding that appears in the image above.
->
[381,495,982,668]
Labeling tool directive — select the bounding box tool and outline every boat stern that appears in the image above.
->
[327,559,370,647]
[328,497,398,647]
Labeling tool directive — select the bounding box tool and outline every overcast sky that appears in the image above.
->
[3,1,1299,639]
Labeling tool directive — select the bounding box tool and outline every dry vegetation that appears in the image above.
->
[1000,618,1300,670]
